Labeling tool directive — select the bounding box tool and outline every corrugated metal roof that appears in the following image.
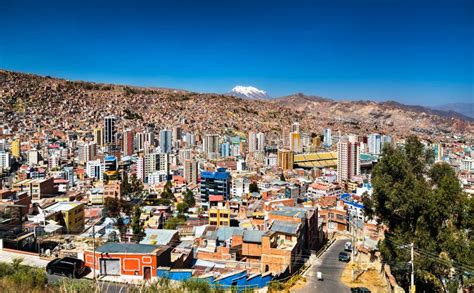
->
[270,220,300,235]
[140,228,178,246]
[216,227,243,241]
[96,243,160,254]
[243,230,265,244]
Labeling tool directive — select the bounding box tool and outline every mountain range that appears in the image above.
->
[0,69,472,141]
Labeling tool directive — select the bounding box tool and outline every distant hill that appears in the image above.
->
[432,103,474,119]
[0,69,472,140]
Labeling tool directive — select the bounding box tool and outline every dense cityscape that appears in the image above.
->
[0,70,472,293]
[1,0,473,292]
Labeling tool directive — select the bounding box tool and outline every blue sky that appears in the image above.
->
[1,0,472,105]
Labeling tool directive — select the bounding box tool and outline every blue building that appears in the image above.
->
[220,142,230,158]
[104,155,117,172]
[200,168,231,210]
[159,129,172,154]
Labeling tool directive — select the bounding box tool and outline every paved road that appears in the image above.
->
[292,239,350,293]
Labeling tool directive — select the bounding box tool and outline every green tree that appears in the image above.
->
[363,137,473,291]
[103,197,120,217]
[164,215,186,230]
[183,190,196,207]
[176,202,189,214]
[280,173,286,181]
[249,182,260,193]
[131,207,145,243]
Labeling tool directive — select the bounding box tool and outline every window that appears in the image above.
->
[210,213,217,218]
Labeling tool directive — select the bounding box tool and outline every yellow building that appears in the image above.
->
[289,132,301,153]
[11,139,21,158]
[208,206,231,227]
[44,202,85,234]
[93,127,104,146]
[277,149,294,171]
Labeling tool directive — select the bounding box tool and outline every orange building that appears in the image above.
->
[84,243,172,280]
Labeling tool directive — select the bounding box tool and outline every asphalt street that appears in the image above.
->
[292,238,351,293]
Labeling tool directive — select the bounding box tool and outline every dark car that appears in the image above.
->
[338,251,351,262]
[350,287,371,293]
[46,257,85,278]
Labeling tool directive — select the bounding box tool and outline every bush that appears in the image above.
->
[181,279,211,293]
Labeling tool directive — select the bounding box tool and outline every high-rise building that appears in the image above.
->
[256,132,265,152]
[137,152,169,182]
[248,131,257,153]
[200,168,231,210]
[78,142,97,164]
[103,115,117,145]
[0,151,10,170]
[64,166,75,187]
[28,149,40,165]
[203,134,219,159]
[277,149,294,171]
[86,159,104,181]
[104,155,118,172]
[289,132,302,153]
[337,139,360,182]
[93,127,104,146]
[48,154,60,170]
[122,129,134,156]
[159,129,172,154]
[368,133,382,155]
[172,126,182,142]
[220,142,230,158]
[184,159,198,185]
[11,139,21,158]
[323,128,332,147]
[291,122,300,133]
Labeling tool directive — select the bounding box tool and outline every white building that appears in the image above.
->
[248,131,257,153]
[323,128,332,147]
[0,151,10,170]
[86,159,104,181]
[256,132,265,152]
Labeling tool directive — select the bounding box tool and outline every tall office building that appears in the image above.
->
[277,149,294,171]
[64,166,75,187]
[159,129,172,154]
[172,126,182,143]
[337,139,360,182]
[86,159,104,181]
[248,131,257,153]
[323,128,332,147]
[256,132,265,152]
[203,134,220,158]
[11,139,21,158]
[221,142,230,158]
[184,159,198,185]
[93,127,104,147]
[289,132,302,153]
[137,152,169,182]
[103,115,117,145]
[122,129,134,156]
[200,168,231,209]
[28,149,40,165]
[48,154,60,170]
[78,142,97,164]
[291,122,300,133]
[368,133,382,155]
[0,151,10,170]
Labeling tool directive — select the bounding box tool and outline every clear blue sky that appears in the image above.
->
[1,0,472,105]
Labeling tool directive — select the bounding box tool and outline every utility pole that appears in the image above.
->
[92,224,96,281]
[410,243,415,293]
[351,215,355,282]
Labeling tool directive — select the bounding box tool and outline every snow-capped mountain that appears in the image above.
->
[228,85,272,100]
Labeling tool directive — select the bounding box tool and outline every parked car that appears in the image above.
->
[344,241,353,252]
[46,257,85,278]
[350,287,371,293]
[338,251,351,262]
